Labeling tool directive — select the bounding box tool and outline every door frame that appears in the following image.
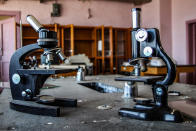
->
[186,19,196,84]
[186,19,196,64]
[0,10,21,49]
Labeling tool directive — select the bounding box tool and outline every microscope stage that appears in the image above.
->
[115,76,164,84]
[17,68,76,75]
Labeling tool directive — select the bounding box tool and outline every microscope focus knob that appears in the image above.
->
[135,28,148,42]
[12,73,21,85]
[21,89,33,100]
[143,46,153,57]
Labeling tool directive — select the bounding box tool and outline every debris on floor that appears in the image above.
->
[0,112,4,115]
[63,125,70,129]
[92,120,108,123]
[80,117,121,125]
[181,96,191,100]
[109,117,122,124]
[168,91,181,96]
[42,84,59,89]
[183,121,192,124]
[96,105,112,110]
[45,122,54,125]
[77,99,87,103]
[81,119,109,124]
[7,126,16,130]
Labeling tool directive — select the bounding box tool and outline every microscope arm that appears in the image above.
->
[10,44,41,69]
[9,43,47,100]
[155,29,176,86]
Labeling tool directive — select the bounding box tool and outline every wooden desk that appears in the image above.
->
[121,65,196,82]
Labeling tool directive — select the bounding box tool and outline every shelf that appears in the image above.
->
[105,56,112,58]
[89,56,95,59]
[64,39,71,41]
[117,40,126,42]
[96,57,103,59]
[115,56,125,58]
[23,37,38,40]
[64,39,95,41]
[75,38,95,41]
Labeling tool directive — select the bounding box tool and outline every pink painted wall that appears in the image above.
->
[0,0,162,28]
[171,0,196,83]
[160,0,172,56]
[140,0,172,56]
[140,0,160,29]
[0,0,135,27]
[172,0,196,65]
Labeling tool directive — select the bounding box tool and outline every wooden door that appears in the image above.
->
[0,17,16,82]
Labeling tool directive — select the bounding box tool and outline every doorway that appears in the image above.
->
[186,19,196,85]
[0,11,21,82]
[0,11,21,49]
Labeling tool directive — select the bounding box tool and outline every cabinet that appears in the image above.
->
[113,28,131,73]
[95,26,113,74]
[94,27,131,74]
[61,25,96,58]
[61,25,97,73]
[22,24,131,74]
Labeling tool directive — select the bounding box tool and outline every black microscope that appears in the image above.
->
[115,8,184,122]
[9,15,77,117]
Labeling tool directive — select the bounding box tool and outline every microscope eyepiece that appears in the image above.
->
[132,8,141,12]
[26,15,44,32]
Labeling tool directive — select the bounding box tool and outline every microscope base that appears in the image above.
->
[119,106,184,122]
[10,98,77,117]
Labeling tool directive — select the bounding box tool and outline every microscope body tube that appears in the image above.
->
[131,8,141,59]
[132,8,141,29]
[26,15,44,32]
